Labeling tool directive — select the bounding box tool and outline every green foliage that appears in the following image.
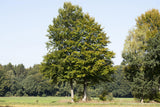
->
[0,63,71,97]
[122,9,160,102]
[5,92,12,97]
[110,66,132,97]
[144,33,160,78]
[0,64,130,98]
[107,93,113,101]
[42,94,47,97]
[0,66,5,96]
[131,71,158,101]
[99,90,108,101]
[136,9,160,38]
[0,64,11,96]
[22,64,58,96]
[73,95,79,102]
[143,99,150,103]
[88,66,132,98]
[99,95,107,101]
[99,90,113,101]
[16,89,24,96]
[41,2,115,101]
[0,62,120,98]
[154,92,160,103]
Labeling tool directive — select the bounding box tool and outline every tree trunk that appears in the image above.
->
[141,98,144,103]
[82,80,87,102]
[70,79,74,102]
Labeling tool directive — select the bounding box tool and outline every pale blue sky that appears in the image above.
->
[0,0,160,68]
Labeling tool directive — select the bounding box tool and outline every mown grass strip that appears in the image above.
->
[0,97,160,107]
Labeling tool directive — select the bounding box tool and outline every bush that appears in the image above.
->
[23,93,28,96]
[106,93,113,101]
[42,94,47,97]
[5,92,12,97]
[99,94,107,101]
[154,98,160,103]
[99,90,113,101]
[16,89,24,96]
[99,90,108,101]
[154,92,160,103]
[73,95,79,102]
[143,98,150,103]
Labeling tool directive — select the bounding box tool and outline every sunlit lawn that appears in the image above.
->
[0,97,70,106]
[0,97,160,107]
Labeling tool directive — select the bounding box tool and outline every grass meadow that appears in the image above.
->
[0,97,160,107]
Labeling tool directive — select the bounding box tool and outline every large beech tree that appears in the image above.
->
[41,2,115,102]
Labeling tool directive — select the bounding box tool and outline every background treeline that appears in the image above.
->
[0,63,132,97]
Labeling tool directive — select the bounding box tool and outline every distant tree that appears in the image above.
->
[3,63,26,96]
[89,66,132,98]
[131,71,158,103]
[109,66,132,97]
[0,65,6,96]
[122,28,147,81]
[143,32,160,100]
[23,64,54,96]
[0,63,71,97]
[0,64,13,96]
[14,64,26,77]
[144,32,160,82]
[136,9,160,39]
[3,63,15,73]
[41,2,115,102]
[122,9,160,102]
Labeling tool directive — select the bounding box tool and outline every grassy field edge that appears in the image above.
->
[0,97,160,107]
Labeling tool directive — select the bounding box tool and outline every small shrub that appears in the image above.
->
[154,98,160,103]
[87,93,92,101]
[99,94,107,101]
[23,93,28,96]
[99,91,113,101]
[5,92,12,97]
[42,94,47,97]
[16,89,24,96]
[106,93,113,101]
[99,90,108,101]
[154,92,160,102]
[144,98,150,103]
[73,95,79,102]
[77,91,83,100]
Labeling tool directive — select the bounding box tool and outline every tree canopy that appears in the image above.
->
[122,9,160,102]
[41,2,115,102]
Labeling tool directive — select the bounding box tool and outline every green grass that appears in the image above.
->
[0,97,160,107]
[0,97,70,106]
